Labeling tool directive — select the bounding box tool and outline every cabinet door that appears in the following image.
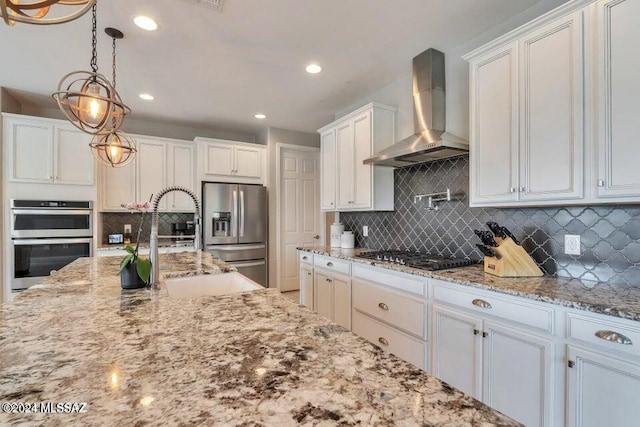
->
[137,139,167,210]
[235,146,262,178]
[169,144,195,211]
[432,305,482,398]
[335,121,355,209]
[567,346,640,427]
[300,264,314,310]
[320,131,336,210]
[314,271,333,320]
[469,42,519,205]
[483,322,554,427]
[333,275,351,330]
[352,112,372,209]
[8,119,53,182]
[102,161,136,209]
[519,12,584,202]
[595,0,640,199]
[54,126,94,185]
[205,142,234,176]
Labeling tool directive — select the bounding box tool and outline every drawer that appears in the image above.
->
[314,254,350,276]
[352,279,425,339]
[433,281,553,333]
[352,263,426,296]
[352,310,426,370]
[299,251,314,265]
[567,312,640,358]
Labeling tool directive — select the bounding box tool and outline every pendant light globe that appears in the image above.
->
[0,0,95,26]
[90,130,137,167]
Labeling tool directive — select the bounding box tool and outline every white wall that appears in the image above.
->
[334,0,567,142]
[265,127,320,289]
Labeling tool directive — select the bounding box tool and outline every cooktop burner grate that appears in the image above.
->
[358,250,473,271]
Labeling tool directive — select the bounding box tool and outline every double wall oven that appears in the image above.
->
[11,200,93,292]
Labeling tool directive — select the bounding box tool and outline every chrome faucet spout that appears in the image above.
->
[149,186,202,288]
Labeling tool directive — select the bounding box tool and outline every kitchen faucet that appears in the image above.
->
[148,186,202,288]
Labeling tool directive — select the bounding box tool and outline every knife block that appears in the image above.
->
[483,238,543,277]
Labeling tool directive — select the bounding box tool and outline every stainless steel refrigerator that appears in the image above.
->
[202,182,267,286]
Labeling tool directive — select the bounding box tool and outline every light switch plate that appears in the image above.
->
[565,234,581,255]
[363,226,369,237]
[124,224,132,234]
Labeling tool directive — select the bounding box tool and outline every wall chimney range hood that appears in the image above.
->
[364,48,469,167]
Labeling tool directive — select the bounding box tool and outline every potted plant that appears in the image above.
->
[119,200,153,289]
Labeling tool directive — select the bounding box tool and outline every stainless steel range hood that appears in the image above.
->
[364,48,468,167]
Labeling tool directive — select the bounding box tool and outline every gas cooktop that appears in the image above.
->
[357,250,473,271]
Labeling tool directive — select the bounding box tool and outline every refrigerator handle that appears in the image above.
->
[239,190,245,237]
[232,190,238,237]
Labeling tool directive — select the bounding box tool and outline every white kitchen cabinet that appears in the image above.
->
[299,263,314,310]
[594,0,640,200]
[318,103,396,212]
[313,268,351,330]
[320,130,336,210]
[4,114,94,185]
[567,346,640,427]
[101,160,136,210]
[197,137,265,184]
[137,138,168,211]
[167,143,195,212]
[519,12,584,202]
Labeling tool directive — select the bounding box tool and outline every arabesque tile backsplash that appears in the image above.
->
[340,156,640,286]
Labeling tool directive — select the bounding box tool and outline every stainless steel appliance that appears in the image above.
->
[357,250,473,271]
[11,200,94,291]
[202,183,267,286]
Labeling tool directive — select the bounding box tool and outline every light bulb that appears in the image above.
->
[80,83,105,125]
[89,98,101,119]
[105,136,124,164]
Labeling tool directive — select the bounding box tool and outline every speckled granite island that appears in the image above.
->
[0,251,519,426]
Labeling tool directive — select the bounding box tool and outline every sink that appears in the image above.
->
[165,272,263,299]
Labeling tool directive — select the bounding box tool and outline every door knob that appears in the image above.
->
[314,235,320,240]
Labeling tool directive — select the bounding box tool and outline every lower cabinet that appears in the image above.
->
[313,268,351,330]
[432,304,554,427]
[299,263,314,310]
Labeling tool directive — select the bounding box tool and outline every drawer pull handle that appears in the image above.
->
[473,329,480,335]
[595,330,633,345]
[472,299,492,309]
[326,262,334,267]
[325,278,332,283]
[302,256,308,260]
[378,302,389,311]
[378,337,389,346]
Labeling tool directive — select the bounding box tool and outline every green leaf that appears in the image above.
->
[119,254,134,274]
[136,258,152,284]
[124,244,136,256]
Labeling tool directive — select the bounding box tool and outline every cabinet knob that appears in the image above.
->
[597,179,605,187]
[378,337,389,346]
[519,187,525,192]
[378,302,389,311]
[509,187,515,193]
[48,176,53,180]
[326,262,333,267]
[330,202,334,205]
[472,299,492,309]
[302,256,308,260]
[473,329,480,336]
[307,272,311,276]
[325,278,332,283]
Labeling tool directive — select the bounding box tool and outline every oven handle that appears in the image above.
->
[13,238,93,246]
[12,209,93,216]
[229,260,266,268]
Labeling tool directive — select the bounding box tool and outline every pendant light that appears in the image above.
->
[90,27,136,168]
[52,1,130,135]
[0,0,94,26]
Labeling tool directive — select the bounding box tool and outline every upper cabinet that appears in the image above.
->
[4,114,94,186]
[318,103,396,212]
[465,0,639,207]
[594,0,640,200]
[196,137,266,185]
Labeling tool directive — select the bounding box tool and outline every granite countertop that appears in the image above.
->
[299,245,640,323]
[0,251,519,426]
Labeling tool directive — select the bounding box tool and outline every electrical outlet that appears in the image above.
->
[124,224,132,234]
[362,226,369,237]
[565,235,581,255]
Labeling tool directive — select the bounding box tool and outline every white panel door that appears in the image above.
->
[335,121,354,210]
[280,147,320,292]
[595,0,640,198]
[333,275,351,330]
[320,130,336,210]
[432,305,482,398]
[567,346,640,427]
[10,119,53,182]
[102,161,136,210]
[235,146,262,178]
[54,126,94,185]
[314,271,333,320]
[519,12,584,201]
[137,139,167,209]
[205,142,234,176]
[169,144,195,212]
[469,42,519,205]
[352,112,372,209]
[300,264,314,310]
[483,322,554,427]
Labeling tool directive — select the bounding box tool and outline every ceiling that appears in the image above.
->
[1,0,549,135]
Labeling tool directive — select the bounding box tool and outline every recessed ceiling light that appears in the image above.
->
[305,64,322,74]
[254,113,266,119]
[139,93,155,101]
[133,16,158,31]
